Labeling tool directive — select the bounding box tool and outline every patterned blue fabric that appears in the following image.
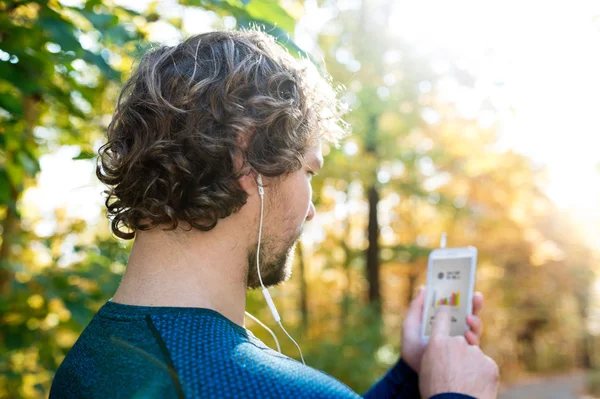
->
[50,300,474,399]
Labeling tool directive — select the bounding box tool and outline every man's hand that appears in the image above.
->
[419,307,499,399]
[401,287,484,373]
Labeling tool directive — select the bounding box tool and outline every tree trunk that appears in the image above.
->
[0,189,19,295]
[366,184,381,313]
[576,288,593,369]
[339,187,353,331]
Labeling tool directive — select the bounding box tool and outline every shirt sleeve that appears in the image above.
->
[362,358,478,399]
[362,357,420,399]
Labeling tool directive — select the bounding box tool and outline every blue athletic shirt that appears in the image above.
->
[49,300,475,399]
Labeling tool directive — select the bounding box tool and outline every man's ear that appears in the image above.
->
[238,170,259,197]
[232,141,256,196]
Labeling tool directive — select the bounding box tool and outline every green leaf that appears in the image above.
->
[16,150,40,177]
[182,0,296,36]
[82,50,120,81]
[238,19,304,57]
[79,10,119,31]
[0,92,23,118]
[45,83,86,118]
[103,24,137,47]
[73,150,97,160]
[0,170,11,204]
[5,162,24,189]
[244,0,295,34]
[37,11,81,53]
[0,60,43,95]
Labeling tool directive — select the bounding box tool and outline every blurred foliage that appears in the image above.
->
[1,0,599,398]
[0,0,301,397]
[0,0,146,395]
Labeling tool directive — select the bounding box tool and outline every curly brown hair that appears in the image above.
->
[97,29,347,239]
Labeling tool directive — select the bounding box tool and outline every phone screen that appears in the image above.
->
[424,257,473,337]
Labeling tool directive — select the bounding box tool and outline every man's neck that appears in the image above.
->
[111,224,249,327]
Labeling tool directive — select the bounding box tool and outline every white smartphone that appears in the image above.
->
[420,246,477,344]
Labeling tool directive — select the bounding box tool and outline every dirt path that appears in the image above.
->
[499,371,588,399]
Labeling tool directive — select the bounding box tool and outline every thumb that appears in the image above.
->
[431,306,451,338]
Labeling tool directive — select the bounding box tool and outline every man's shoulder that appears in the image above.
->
[50,312,179,399]
[149,312,361,398]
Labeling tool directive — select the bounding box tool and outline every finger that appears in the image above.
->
[465,329,480,346]
[407,286,426,318]
[472,292,484,317]
[430,306,451,338]
[404,286,426,330]
[467,315,483,336]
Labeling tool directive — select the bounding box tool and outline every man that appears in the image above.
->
[50,29,498,398]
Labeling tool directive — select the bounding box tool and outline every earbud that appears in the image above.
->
[257,174,264,197]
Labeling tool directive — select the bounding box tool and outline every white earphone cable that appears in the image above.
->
[244,310,281,353]
[256,178,265,289]
[255,175,305,365]
[277,320,305,364]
